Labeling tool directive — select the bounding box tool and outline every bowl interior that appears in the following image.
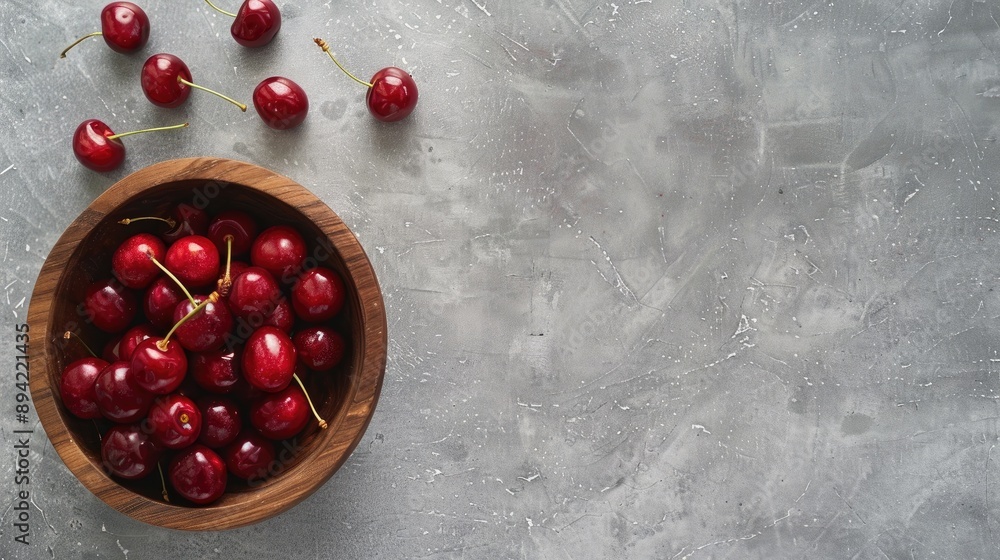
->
[29,159,386,529]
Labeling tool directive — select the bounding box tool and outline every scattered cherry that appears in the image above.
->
[314,37,418,122]
[101,423,161,480]
[60,2,150,59]
[253,77,308,130]
[204,0,281,47]
[168,445,227,504]
[141,53,247,111]
[73,119,188,172]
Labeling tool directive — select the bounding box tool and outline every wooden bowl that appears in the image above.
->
[27,157,387,530]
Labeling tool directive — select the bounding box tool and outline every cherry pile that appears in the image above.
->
[67,2,420,172]
[59,201,348,505]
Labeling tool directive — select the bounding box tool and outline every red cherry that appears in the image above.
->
[191,349,241,394]
[249,384,309,439]
[165,235,220,289]
[172,294,233,352]
[113,233,165,289]
[59,357,108,419]
[293,327,346,371]
[113,323,159,361]
[223,428,275,480]
[168,445,227,504]
[94,361,154,423]
[252,77,308,130]
[131,337,188,394]
[144,276,185,330]
[102,423,161,480]
[314,38,417,122]
[72,120,124,172]
[242,326,296,392]
[366,67,418,123]
[207,210,258,256]
[162,203,211,244]
[250,225,306,282]
[73,119,189,172]
[231,0,281,47]
[147,394,202,449]
[141,53,247,111]
[291,267,345,322]
[60,2,150,58]
[197,397,241,448]
[228,266,282,321]
[83,278,137,333]
[262,297,294,332]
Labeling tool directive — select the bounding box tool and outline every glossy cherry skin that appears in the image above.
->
[293,327,346,371]
[228,267,282,321]
[291,267,346,322]
[102,423,161,480]
[191,349,241,394]
[141,53,192,108]
[249,384,309,439]
[253,77,308,130]
[197,397,241,448]
[144,276,184,330]
[72,119,125,172]
[231,0,281,47]
[111,323,159,362]
[367,67,418,122]
[165,235,220,289]
[100,2,150,53]
[131,337,188,394]
[168,444,227,504]
[208,210,258,256]
[242,326,296,392]
[147,394,202,449]
[223,428,275,480]
[162,203,210,244]
[82,278,137,333]
[60,357,109,420]
[113,233,165,289]
[250,225,307,283]
[173,295,233,352]
[263,297,294,332]
[94,361,153,423]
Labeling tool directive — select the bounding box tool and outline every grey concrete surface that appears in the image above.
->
[2,0,1000,558]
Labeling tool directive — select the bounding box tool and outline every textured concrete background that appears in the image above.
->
[3,0,1000,558]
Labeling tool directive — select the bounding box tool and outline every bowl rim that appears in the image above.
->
[27,157,387,530]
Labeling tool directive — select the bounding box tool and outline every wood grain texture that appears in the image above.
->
[27,157,387,531]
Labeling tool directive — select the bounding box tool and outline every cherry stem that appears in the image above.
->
[203,0,237,17]
[292,373,328,430]
[178,78,247,112]
[59,31,102,59]
[118,216,177,229]
[313,38,373,89]
[179,413,190,424]
[63,331,97,358]
[158,293,217,350]
[217,235,234,297]
[107,122,189,141]
[146,251,196,306]
[157,462,170,502]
